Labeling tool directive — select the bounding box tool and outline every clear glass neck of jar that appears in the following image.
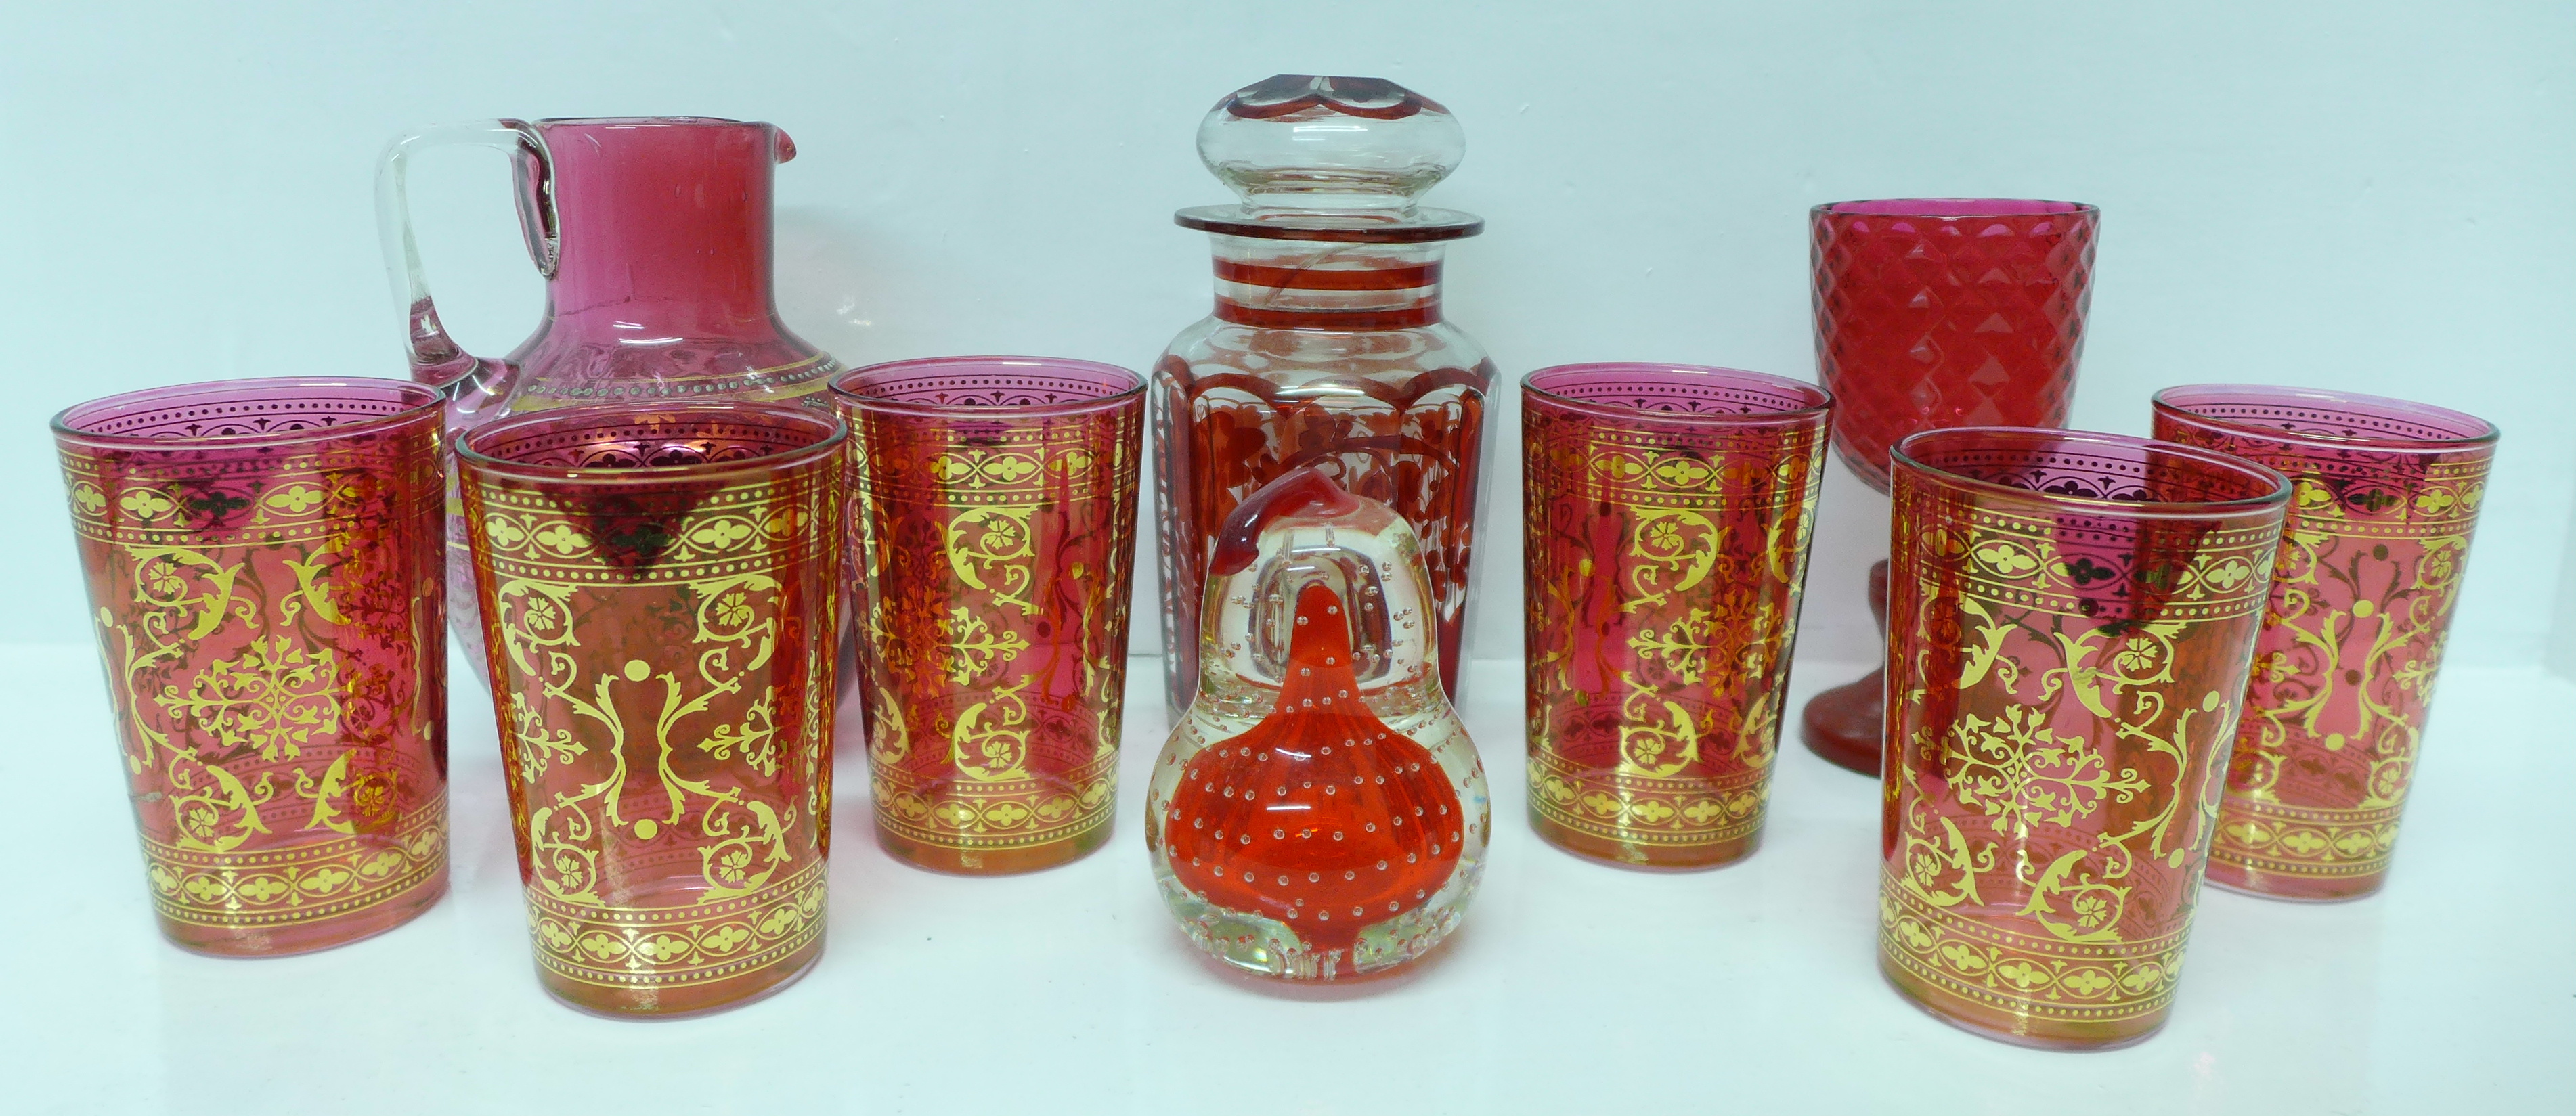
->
[1207,233,1448,330]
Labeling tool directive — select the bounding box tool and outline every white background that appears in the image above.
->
[3,3,2571,1113]
[3,0,2571,669]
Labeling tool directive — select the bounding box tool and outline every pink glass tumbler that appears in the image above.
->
[1879,427,2288,1048]
[55,378,452,956]
[460,402,842,1017]
[1521,363,1833,868]
[2152,386,2497,901]
[832,357,1145,876]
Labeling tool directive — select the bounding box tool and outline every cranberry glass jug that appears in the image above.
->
[1153,76,1496,717]
[1148,466,1489,981]
[377,117,842,681]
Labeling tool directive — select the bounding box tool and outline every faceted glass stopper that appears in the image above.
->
[1198,74,1465,216]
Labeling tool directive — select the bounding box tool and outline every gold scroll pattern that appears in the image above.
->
[145,799,447,929]
[527,862,826,994]
[473,466,837,991]
[1523,414,1825,853]
[1881,499,2277,1027]
[1881,883,2191,1022]
[873,740,1120,854]
[2197,460,2489,882]
[66,439,448,935]
[849,409,1137,856]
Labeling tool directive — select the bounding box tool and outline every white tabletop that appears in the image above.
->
[2,643,2567,1115]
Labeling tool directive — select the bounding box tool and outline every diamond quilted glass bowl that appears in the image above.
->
[1811,198,2097,493]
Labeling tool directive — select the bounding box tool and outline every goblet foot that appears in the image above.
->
[1801,667,1884,776]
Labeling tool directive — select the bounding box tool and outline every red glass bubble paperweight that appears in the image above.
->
[1148,466,1488,981]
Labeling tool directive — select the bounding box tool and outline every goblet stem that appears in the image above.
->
[1801,559,1887,775]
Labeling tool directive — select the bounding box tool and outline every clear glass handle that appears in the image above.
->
[373,120,556,391]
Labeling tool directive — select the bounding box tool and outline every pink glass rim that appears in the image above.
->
[1894,426,2291,518]
[538,116,757,128]
[51,376,446,451]
[456,401,844,484]
[1814,198,2096,219]
[2152,384,2497,453]
[829,355,1146,419]
[1521,363,1833,427]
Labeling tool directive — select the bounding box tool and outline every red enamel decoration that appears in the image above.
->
[1161,581,1464,955]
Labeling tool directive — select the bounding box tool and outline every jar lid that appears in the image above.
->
[1175,74,1483,244]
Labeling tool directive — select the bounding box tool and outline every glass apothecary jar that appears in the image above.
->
[1154,75,1496,717]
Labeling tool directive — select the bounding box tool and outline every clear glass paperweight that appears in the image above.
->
[1146,466,1489,981]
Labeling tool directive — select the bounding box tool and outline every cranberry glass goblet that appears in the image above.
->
[1802,199,2099,775]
